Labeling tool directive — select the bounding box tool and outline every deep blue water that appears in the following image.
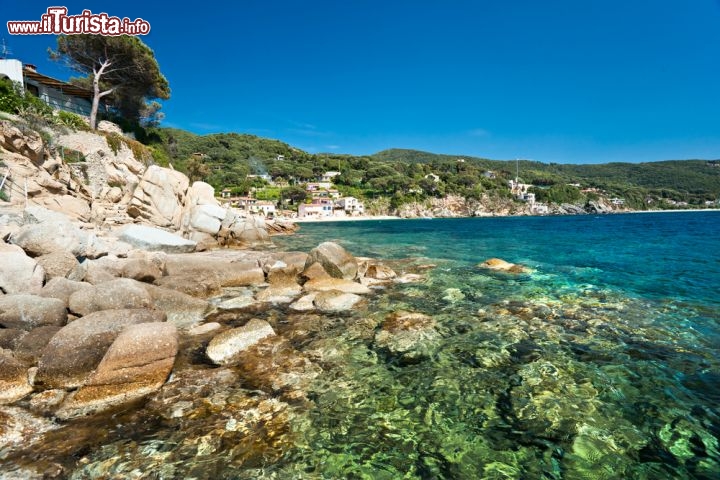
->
[278,212,720,308]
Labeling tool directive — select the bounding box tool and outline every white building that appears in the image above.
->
[336,196,365,215]
[249,200,276,217]
[298,199,334,218]
[320,171,341,182]
[0,59,92,116]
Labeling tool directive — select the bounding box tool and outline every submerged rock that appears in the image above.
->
[477,258,531,274]
[206,319,276,366]
[374,311,442,363]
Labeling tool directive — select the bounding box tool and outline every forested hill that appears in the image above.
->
[373,149,720,197]
[146,128,720,208]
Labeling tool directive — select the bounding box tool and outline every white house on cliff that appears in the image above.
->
[0,59,92,116]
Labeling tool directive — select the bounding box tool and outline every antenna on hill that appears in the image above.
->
[0,38,13,59]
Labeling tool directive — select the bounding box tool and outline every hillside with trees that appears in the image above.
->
[142,129,720,212]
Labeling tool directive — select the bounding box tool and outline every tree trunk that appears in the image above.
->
[89,59,114,130]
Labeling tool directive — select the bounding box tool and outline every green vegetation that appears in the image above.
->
[134,128,720,211]
[51,34,170,129]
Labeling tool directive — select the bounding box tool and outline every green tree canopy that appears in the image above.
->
[51,34,170,129]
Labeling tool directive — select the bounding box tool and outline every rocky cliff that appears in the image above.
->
[0,116,273,249]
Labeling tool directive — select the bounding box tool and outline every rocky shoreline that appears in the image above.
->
[0,117,417,476]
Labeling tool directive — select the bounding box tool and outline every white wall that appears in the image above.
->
[0,59,24,85]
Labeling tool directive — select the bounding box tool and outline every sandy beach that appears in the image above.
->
[285,214,403,224]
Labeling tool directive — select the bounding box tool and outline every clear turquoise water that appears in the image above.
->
[8,212,718,479]
[271,212,720,479]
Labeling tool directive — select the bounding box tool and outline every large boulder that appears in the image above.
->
[0,295,67,330]
[38,277,93,307]
[0,349,33,404]
[144,284,210,329]
[181,181,226,235]
[35,195,91,222]
[206,319,276,366]
[0,329,27,350]
[127,165,189,228]
[303,277,371,295]
[305,242,358,280]
[13,325,62,365]
[9,219,105,258]
[0,120,43,163]
[217,211,270,247]
[0,243,45,294]
[118,225,196,254]
[68,278,153,316]
[120,258,163,283]
[163,255,265,287]
[36,250,82,281]
[313,291,363,313]
[56,322,178,419]
[35,309,166,389]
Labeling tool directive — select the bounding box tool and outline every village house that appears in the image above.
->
[248,200,276,217]
[320,171,341,182]
[0,59,92,116]
[336,196,365,215]
[509,179,535,203]
[298,198,334,218]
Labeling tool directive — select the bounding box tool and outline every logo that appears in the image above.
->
[7,7,151,35]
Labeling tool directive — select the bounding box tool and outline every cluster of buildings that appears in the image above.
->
[221,171,366,219]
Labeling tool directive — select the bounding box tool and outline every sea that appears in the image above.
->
[5,211,719,479]
[271,212,720,479]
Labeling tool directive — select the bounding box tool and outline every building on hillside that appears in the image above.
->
[248,200,276,217]
[336,197,365,215]
[610,197,625,206]
[483,171,497,179]
[509,179,535,203]
[298,199,334,218]
[306,182,332,192]
[220,188,232,199]
[0,59,92,116]
[320,171,341,182]
[236,196,258,211]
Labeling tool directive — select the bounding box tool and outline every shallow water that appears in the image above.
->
[4,212,720,479]
[273,212,720,479]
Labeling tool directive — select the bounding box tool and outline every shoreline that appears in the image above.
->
[277,207,720,225]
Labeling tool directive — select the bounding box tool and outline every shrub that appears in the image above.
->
[60,146,86,163]
[56,110,90,131]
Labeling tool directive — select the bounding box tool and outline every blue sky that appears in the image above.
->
[3,1,720,163]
